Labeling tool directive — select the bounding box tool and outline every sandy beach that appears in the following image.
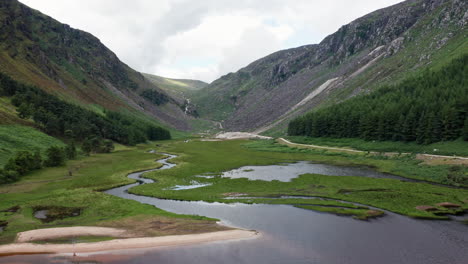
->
[0,228,258,255]
[15,226,131,243]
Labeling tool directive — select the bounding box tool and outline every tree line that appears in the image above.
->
[0,71,171,184]
[0,72,171,145]
[288,55,468,144]
[0,137,117,184]
[0,145,73,184]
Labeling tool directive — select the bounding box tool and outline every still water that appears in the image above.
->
[221,161,414,182]
[1,154,466,264]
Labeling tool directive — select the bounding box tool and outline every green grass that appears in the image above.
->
[248,140,468,187]
[129,139,468,220]
[222,197,383,220]
[142,73,207,100]
[1,138,467,245]
[32,236,115,244]
[294,205,383,220]
[0,125,65,167]
[286,136,468,157]
[0,142,222,245]
[0,97,35,126]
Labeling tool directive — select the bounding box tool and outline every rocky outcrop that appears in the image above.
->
[193,0,468,133]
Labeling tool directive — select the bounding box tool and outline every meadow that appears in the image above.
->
[0,142,224,244]
[1,138,467,245]
[286,136,468,157]
[130,139,468,220]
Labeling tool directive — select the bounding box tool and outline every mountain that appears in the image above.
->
[192,0,467,134]
[0,0,192,131]
[288,55,468,144]
[143,73,208,96]
[143,73,207,117]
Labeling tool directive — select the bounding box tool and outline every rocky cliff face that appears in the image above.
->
[193,0,468,133]
[0,0,192,130]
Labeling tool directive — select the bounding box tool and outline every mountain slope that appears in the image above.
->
[193,0,467,134]
[143,73,207,117]
[0,0,192,130]
[143,73,207,96]
[288,55,468,144]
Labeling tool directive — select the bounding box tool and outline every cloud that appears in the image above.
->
[20,0,403,82]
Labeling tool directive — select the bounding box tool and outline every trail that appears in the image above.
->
[277,138,468,165]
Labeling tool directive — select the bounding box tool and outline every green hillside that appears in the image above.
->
[0,0,191,131]
[288,55,468,144]
[143,73,207,100]
[0,125,64,167]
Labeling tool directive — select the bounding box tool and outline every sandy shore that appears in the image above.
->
[16,226,130,243]
[0,229,258,255]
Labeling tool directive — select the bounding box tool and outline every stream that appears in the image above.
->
[2,154,467,264]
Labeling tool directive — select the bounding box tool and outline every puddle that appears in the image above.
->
[34,210,48,220]
[196,175,216,179]
[0,206,20,213]
[167,181,212,190]
[33,207,82,223]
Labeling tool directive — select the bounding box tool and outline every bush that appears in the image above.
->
[0,169,20,184]
[101,140,114,153]
[4,151,42,175]
[66,142,77,159]
[45,146,66,167]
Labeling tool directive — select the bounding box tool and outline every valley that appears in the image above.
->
[0,138,466,263]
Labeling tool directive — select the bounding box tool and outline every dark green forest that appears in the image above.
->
[0,72,171,145]
[288,55,468,144]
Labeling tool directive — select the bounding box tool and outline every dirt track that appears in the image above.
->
[277,138,468,166]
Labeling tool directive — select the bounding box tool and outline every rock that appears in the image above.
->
[386,37,405,56]
[436,202,461,208]
[415,205,438,211]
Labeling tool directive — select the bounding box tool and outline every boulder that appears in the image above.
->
[436,202,461,208]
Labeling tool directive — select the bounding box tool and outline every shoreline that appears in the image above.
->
[0,229,258,256]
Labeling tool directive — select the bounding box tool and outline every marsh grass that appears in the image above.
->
[130,139,468,220]
[0,142,220,245]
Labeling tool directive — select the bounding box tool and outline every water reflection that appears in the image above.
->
[221,161,414,182]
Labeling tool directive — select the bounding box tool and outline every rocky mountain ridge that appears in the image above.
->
[193,0,467,134]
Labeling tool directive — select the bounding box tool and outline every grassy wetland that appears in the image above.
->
[0,142,227,245]
[129,139,468,220]
[0,137,467,246]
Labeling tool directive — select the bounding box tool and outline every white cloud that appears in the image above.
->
[20,0,403,82]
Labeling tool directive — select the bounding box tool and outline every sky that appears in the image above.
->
[20,0,403,83]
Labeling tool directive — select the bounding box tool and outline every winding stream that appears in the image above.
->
[2,154,467,264]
